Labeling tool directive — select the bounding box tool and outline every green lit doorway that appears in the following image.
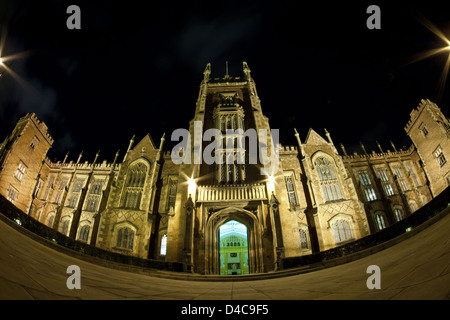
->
[218,220,249,275]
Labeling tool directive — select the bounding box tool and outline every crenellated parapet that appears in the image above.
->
[342,145,415,161]
[26,113,54,145]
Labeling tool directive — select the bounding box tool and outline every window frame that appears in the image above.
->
[116,227,135,250]
[7,185,18,204]
[314,156,343,202]
[14,161,27,182]
[434,145,447,167]
[284,173,299,207]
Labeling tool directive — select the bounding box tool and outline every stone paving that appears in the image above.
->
[0,208,449,300]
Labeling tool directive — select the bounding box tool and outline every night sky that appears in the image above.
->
[0,1,449,163]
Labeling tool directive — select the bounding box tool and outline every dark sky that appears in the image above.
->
[0,0,449,163]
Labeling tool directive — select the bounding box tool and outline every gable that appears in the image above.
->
[132,134,157,152]
[304,128,329,146]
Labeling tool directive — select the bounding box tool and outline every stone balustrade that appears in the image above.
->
[197,183,267,202]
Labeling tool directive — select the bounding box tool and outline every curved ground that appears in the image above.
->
[0,208,449,300]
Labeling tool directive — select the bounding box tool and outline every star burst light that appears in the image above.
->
[406,13,450,102]
[0,25,34,92]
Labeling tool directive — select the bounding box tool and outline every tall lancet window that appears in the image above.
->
[123,162,148,209]
[314,157,343,202]
[213,94,246,184]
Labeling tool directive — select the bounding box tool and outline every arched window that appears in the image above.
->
[167,178,178,210]
[394,208,403,222]
[409,200,417,213]
[284,174,298,206]
[160,234,167,256]
[79,225,90,242]
[214,106,246,184]
[375,213,386,231]
[299,229,308,249]
[116,227,134,250]
[332,219,352,243]
[123,162,148,209]
[35,210,42,222]
[47,214,55,228]
[61,219,70,236]
[315,157,343,202]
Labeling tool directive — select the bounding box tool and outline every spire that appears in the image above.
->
[294,128,301,144]
[93,150,100,165]
[360,142,368,155]
[63,152,69,164]
[123,134,135,162]
[159,132,166,149]
[390,140,398,152]
[376,141,384,153]
[340,143,348,156]
[243,61,251,80]
[112,150,120,166]
[203,62,211,82]
[76,151,83,164]
[324,128,333,144]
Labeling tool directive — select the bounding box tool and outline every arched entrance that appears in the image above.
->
[204,207,265,275]
[218,220,249,275]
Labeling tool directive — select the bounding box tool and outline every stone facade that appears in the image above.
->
[0,63,447,274]
[405,99,450,197]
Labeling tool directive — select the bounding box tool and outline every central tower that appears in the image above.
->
[165,62,281,274]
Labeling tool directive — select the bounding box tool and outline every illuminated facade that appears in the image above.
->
[0,63,447,274]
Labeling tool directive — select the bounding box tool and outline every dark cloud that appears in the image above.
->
[175,9,263,71]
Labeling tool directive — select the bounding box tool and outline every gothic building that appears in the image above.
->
[0,62,448,275]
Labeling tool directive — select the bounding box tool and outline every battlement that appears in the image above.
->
[49,159,119,171]
[279,145,298,154]
[27,113,54,145]
[404,99,440,133]
[342,144,415,161]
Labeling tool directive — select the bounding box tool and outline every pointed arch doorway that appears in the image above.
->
[204,207,265,275]
[218,220,249,275]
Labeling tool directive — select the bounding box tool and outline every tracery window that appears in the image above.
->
[61,218,70,235]
[42,175,55,201]
[123,162,147,209]
[85,179,104,212]
[55,177,69,204]
[315,157,342,202]
[375,213,386,231]
[299,229,308,249]
[167,178,178,210]
[79,225,90,242]
[332,219,352,243]
[358,170,377,201]
[376,167,394,196]
[392,166,408,192]
[284,174,298,206]
[68,178,84,208]
[7,185,18,204]
[116,227,134,250]
[405,164,420,187]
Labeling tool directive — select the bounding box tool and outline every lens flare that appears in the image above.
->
[405,13,450,102]
[0,25,34,91]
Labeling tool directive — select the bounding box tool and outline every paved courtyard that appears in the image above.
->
[0,208,449,300]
